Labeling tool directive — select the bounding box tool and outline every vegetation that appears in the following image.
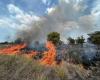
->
[0,41,9,44]
[0,31,100,80]
[76,36,85,45]
[68,37,75,45]
[67,36,85,46]
[88,31,100,45]
[47,32,60,46]
[88,31,100,60]
[0,54,97,80]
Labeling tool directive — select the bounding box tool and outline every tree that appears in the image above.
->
[88,31,100,55]
[88,31,100,45]
[76,36,85,46]
[67,37,75,45]
[47,32,60,46]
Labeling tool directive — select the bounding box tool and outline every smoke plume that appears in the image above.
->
[16,0,97,44]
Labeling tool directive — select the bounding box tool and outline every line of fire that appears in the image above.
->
[0,31,100,68]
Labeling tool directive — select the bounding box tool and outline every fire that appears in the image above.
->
[41,41,56,65]
[0,44,26,55]
[0,43,38,58]
[0,41,57,66]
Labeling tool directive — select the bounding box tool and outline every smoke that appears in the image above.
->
[16,0,97,44]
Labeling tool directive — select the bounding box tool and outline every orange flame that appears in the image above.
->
[0,44,26,55]
[0,41,57,66]
[41,41,56,65]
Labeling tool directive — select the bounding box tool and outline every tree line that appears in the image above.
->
[47,31,100,47]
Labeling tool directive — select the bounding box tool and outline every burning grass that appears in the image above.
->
[0,41,58,66]
[0,41,100,80]
[0,43,26,55]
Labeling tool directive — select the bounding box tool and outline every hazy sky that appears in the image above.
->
[0,0,100,42]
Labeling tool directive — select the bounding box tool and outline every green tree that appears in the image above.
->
[76,36,85,46]
[47,32,60,45]
[88,31,100,53]
[67,37,75,45]
[88,31,100,45]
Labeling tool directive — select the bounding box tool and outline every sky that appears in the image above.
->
[0,0,100,43]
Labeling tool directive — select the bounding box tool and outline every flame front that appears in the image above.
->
[0,43,37,58]
[41,41,56,65]
[0,41,57,65]
[0,44,26,55]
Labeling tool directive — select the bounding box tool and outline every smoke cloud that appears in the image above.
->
[15,0,97,44]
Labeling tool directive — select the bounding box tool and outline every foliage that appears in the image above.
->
[76,36,85,45]
[68,37,75,45]
[0,41,9,44]
[88,31,100,45]
[47,32,60,45]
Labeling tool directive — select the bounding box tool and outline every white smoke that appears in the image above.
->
[6,0,99,44]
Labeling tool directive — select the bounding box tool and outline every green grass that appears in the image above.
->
[0,54,99,80]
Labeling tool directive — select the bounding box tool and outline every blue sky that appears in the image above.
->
[0,0,100,42]
[0,0,58,16]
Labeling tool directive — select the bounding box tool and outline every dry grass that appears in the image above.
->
[0,54,99,80]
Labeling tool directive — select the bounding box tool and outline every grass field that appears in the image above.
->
[0,54,100,80]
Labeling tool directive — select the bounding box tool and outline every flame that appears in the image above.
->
[0,44,26,55]
[41,41,56,65]
[0,41,57,66]
[0,43,38,58]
